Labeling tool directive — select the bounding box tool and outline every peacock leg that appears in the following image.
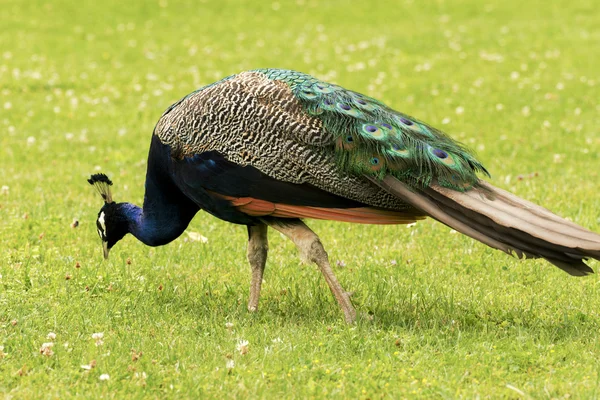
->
[267,219,356,324]
[246,223,269,312]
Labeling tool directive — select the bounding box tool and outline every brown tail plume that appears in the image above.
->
[371,176,600,276]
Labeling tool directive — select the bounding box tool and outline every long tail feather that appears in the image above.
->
[371,176,600,276]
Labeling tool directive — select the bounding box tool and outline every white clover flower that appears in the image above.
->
[47,332,56,340]
[226,359,235,369]
[92,332,104,346]
[40,342,54,356]
[225,322,234,329]
[134,371,147,379]
[236,340,249,355]
[99,373,110,381]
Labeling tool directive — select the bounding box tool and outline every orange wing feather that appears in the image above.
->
[214,193,423,225]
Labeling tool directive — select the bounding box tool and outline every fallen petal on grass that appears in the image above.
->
[186,231,209,243]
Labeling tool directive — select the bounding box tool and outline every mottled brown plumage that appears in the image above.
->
[155,71,410,209]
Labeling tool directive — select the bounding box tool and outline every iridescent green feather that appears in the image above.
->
[256,69,489,191]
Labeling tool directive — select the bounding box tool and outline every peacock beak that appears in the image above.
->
[103,241,109,259]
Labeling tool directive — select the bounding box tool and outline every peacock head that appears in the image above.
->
[88,173,129,259]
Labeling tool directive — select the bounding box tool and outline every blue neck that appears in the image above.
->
[119,201,196,247]
[122,135,200,247]
[122,175,199,247]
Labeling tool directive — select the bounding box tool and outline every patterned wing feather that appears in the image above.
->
[257,69,489,191]
[155,69,488,210]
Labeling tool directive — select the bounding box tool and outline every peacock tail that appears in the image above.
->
[258,69,488,191]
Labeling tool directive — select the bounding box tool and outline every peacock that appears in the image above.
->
[89,69,600,323]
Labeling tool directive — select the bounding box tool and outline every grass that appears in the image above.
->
[1,0,600,397]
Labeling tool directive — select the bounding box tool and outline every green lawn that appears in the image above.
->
[1,0,600,398]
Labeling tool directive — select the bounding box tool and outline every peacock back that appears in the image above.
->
[154,69,488,209]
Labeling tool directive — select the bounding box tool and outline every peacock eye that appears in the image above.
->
[432,148,448,159]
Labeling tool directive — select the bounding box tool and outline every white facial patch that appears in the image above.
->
[97,211,107,240]
[98,212,106,233]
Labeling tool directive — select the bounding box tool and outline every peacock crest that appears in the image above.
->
[255,69,489,191]
[88,173,114,203]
